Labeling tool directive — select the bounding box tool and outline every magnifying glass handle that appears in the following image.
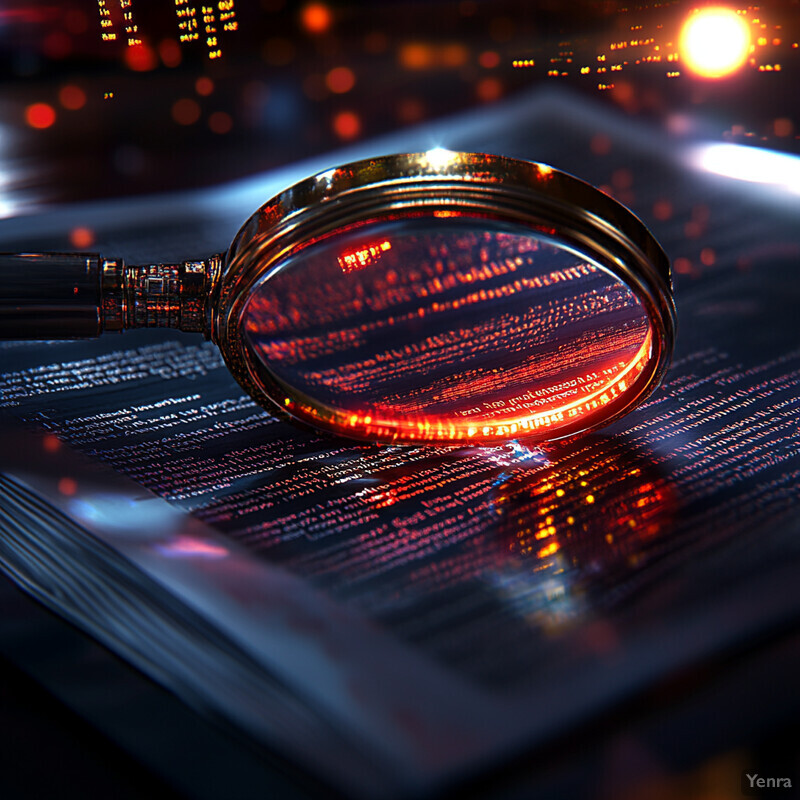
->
[0,252,222,339]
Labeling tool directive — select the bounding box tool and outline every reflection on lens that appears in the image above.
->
[240,215,653,444]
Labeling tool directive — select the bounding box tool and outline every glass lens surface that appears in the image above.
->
[240,216,652,443]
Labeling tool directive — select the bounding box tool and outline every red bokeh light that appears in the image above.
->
[69,227,95,248]
[333,110,361,140]
[195,76,215,96]
[25,103,57,129]
[325,66,356,94]
[58,477,78,496]
[43,31,72,59]
[590,133,612,156]
[479,50,501,69]
[59,84,87,111]
[158,38,182,68]
[172,98,201,126]
[125,43,158,72]
[208,111,233,134]
[476,77,503,102]
[652,199,673,221]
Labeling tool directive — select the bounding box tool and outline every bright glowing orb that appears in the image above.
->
[679,7,751,79]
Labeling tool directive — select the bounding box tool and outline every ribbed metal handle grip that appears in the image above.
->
[0,252,102,339]
[0,252,223,340]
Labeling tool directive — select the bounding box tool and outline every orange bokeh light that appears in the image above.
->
[399,42,434,70]
[301,3,332,34]
[440,43,468,68]
[25,103,56,129]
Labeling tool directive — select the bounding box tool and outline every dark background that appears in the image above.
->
[1,0,798,211]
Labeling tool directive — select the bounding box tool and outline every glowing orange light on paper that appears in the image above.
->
[281,329,654,445]
[338,240,392,273]
[679,7,751,78]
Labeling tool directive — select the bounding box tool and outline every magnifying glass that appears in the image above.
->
[0,151,675,446]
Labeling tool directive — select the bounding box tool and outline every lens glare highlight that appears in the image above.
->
[679,7,751,79]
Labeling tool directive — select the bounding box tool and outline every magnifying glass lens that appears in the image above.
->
[240,215,653,444]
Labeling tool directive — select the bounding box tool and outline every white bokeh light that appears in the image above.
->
[692,142,800,195]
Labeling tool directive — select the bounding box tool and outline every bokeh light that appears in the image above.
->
[158,38,182,68]
[590,133,612,156]
[476,77,503,102]
[58,477,78,496]
[399,42,434,70]
[124,42,158,72]
[69,226,95,248]
[479,50,500,69]
[59,84,87,110]
[25,102,56,129]
[440,43,468,68]
[301,3,332,34]
[208,111,233,134]
[325,66,356,93]
[679,7,751,79]
[332,110,360,140]
[195,76,215,96]
[172,98,201,125]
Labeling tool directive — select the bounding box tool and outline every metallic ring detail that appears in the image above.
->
[214,151,676,443]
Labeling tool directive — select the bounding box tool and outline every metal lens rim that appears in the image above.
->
[214,152,676,444]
